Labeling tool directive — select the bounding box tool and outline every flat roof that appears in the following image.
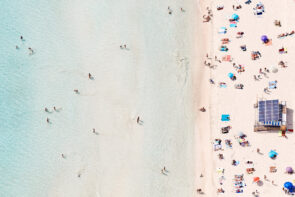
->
[258,100,282,122]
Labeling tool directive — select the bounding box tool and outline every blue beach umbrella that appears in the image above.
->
[269,150,278,158]
[228,73,234,78]
[231,14,239,21]
[261,35,269,43]
[284,182,294,191]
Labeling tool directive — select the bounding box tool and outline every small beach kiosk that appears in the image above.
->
[254,99,287,132]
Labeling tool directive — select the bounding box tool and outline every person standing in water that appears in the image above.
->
[88,73,93,79]
[168,6,172,14]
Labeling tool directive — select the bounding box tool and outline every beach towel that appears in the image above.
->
[219,27,227,34]
[222,55,232,61]
[269,81,277,89]
[230,21,237,28]
[221,114,230,121]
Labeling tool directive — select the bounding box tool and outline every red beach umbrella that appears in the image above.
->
[253,177,260,183]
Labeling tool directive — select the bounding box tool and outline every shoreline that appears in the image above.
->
[193,0,215,196]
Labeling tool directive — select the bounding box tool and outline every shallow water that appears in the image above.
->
[0,1,84,196]
[0,0,198,196]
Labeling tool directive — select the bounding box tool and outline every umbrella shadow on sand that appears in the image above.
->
[257,180,264,186]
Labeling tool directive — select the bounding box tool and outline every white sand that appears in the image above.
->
[200,0,295,196]
[47,0,201,196]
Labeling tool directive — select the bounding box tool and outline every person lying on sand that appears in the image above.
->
[199,107,206,112]
[203,15,211,22]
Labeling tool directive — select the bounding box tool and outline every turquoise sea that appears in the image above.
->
[0,1,86,196]
[0,0,197,196]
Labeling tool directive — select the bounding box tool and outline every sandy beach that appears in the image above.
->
[198,0,295,196]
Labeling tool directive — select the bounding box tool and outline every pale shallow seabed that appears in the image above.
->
[0,0,198,196]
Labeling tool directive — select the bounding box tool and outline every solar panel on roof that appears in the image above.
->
[258,100,282,123]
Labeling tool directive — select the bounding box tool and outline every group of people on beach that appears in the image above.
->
[198,0,294,195]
